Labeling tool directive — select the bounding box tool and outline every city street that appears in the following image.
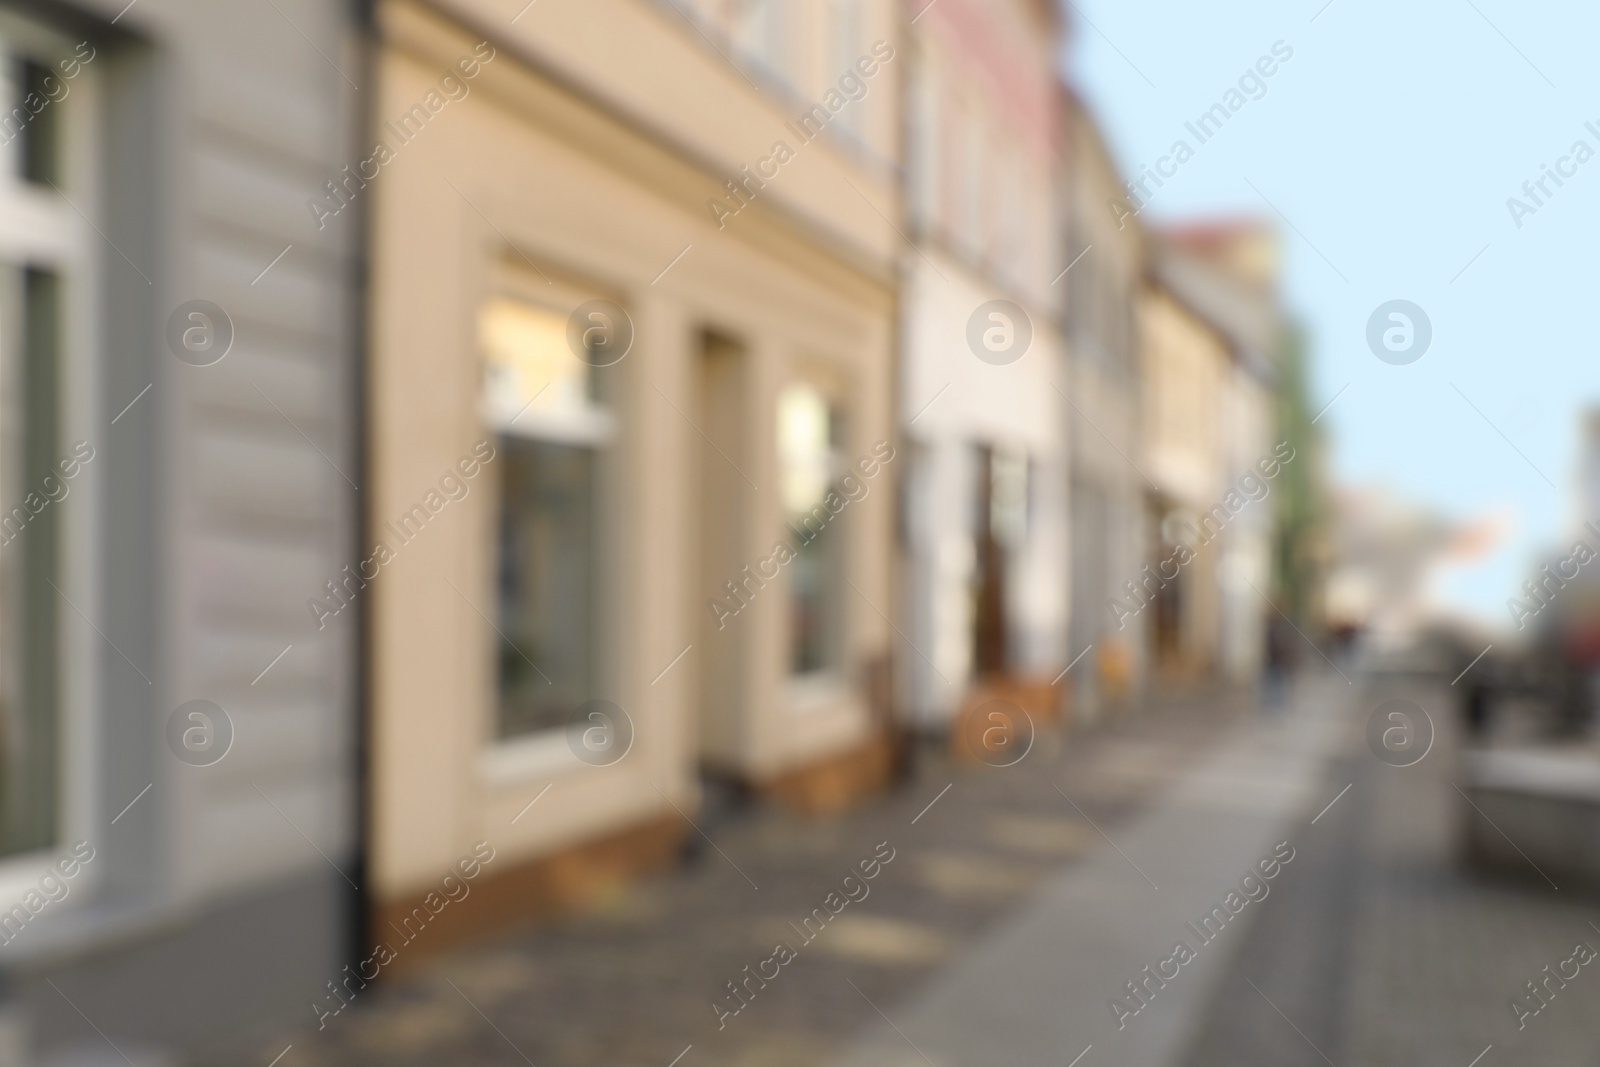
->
[4,4,1597,1063]
[215,668,1600,1067]
[225,682,1258,1067]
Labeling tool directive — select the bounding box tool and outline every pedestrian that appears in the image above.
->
[1262,611,1293,711]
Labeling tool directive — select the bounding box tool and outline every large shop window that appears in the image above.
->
[779,382,846,676]
[480,291,616,741]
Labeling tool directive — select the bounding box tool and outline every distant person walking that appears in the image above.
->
[1262,610,1295,711]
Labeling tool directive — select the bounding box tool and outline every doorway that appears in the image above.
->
[692,332,748,775]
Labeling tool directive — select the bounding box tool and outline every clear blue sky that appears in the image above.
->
[1066,0,1600,630]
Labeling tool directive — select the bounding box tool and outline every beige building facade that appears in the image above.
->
[1155,226,1281,682]
[364,0,903,935]
[1139,228,1282,682]
[1139,273,1229,676]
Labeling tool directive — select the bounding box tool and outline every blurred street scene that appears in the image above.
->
[0,0,1597,1064]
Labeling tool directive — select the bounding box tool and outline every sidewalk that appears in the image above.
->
[216,682,1270,1067]
[833,672,1348,1067]
[1185,672,1600,1067]
[184,661,1600,1067]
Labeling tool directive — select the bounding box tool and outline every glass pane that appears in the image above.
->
[16,58,62,186]
[780,384,831,514]
[494,434,597,740]
[780,383,845,675]
[991,447,1029,547]
[0,266,59,858]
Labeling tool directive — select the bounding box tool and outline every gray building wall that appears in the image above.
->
[6,0,362,1060]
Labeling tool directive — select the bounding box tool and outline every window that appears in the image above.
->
[828,0,862,137]
[480,289,616,741]
[0,269,62,860]
[910,52,942,231]
[960,100,986,258]
[731,0,787,84]
[994,142,1024,274]
[990,447,1030,549]
[0,22,87,862]
[779,383,846,675]
[15,58,61,186]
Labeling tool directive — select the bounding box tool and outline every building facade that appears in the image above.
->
[2,0,908,1060]
[1,0,363,1061]
[362,0,904,954]
[899,0,1068,733]
[0,3,1299,1062]
[1139,226,1281,683]
[1154,225,1281,682]
[1061,87,1147,720]
[1139,261,1227,678]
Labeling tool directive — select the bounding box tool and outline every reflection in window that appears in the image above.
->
[480,296,613,740]
[780,383,845,676]
[481,298,603,433]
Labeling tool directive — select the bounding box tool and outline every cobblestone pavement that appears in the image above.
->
[219,684,1258,1067]
[1184,672,1600,1067]
[218,669,1600,1067]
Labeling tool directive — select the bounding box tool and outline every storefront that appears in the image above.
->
[898,0,1069,733]
[365,0,901,945]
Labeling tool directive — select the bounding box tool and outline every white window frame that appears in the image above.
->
[475,269,620,786]
[0,12,104,914]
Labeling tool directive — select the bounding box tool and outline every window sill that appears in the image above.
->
[479,729,577,789]
[786,671,850,714]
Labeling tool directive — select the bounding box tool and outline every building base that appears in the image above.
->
[369,813,686,974]
[755,730,900,816]
[951,674,1066,764]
